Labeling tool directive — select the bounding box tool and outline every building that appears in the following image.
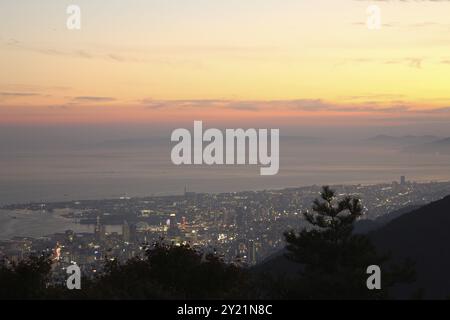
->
[400,176,406,185]
[122,220,130,243]
[94,216,106,242]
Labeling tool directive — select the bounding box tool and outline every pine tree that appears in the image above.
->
[284,186,415,299]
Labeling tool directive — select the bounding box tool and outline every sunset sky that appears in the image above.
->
[1,0,450,128]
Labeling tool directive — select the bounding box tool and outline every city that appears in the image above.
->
[2,177,450,285]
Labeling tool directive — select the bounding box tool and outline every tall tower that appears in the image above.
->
[248,240,258,265]
[123,220,131,242]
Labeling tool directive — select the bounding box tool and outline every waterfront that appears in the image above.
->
[0,209,121,240]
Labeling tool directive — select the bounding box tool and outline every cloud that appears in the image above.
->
[141,99,171,110]
[342,94,405,101]
[415,106,450,113]
[48,105,71,111]
[135,98,419,115]
[141,99,228,110]
[341,57,426,69]
[2,38,210,68]
[107,54,126,62]
[0,92,39,97]
[0,84,71,92]
[288,99,335,111]
[384,58,424,69]
[337,57,425,69]
[73,96,116,103]
[2,38,138,63]
[224,103,261,112]
[351,22,394,28]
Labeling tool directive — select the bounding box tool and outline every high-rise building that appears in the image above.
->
[122,220,130,243]
[167,214,181,238]
[248,240,259,265]
[94,216,106,242]
[400,176,406,185]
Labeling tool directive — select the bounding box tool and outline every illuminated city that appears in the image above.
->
[2,178,450,285]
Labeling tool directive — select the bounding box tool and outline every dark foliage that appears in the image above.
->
[0,255,52,300]
[283,186,415,299]
[65,242,249,300]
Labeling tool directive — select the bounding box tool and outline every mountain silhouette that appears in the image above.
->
[403,137,450,154]
[370,195,450,299]
[257,196,450,299]
[354,205,420,234]
[366,135,439,148]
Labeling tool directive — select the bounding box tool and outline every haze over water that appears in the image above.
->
[1,133,450,206]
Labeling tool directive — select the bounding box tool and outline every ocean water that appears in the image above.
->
[0,209,91,240]
[0,209,123,240]
[1,137,450,206]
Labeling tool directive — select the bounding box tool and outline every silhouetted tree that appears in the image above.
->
[284,186,415,299]
[0,254,52,300]
[80,242,248,299]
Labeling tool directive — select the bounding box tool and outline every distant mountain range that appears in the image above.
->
[403,137,450,154]
[366,135,439,147]
[257,195,450,299]
[366,135,450,154]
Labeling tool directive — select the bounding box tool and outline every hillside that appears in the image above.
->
[256,196,450,299]
[370,195,450,299]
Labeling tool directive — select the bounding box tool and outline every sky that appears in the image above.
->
[1,0,450,131]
